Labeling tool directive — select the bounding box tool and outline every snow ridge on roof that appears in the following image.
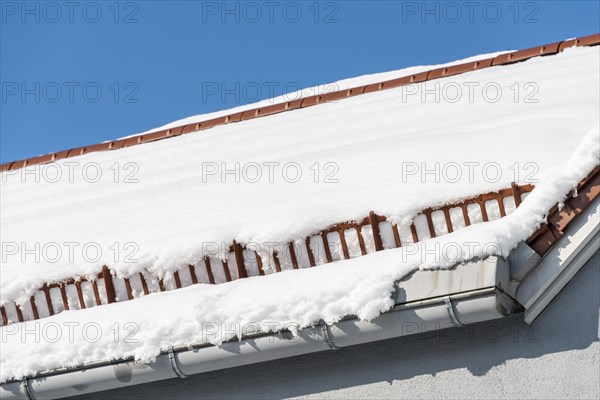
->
[1,33,598,172]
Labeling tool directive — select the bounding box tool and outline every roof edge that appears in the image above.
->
[1,33,599,172]
[1,285,505,391]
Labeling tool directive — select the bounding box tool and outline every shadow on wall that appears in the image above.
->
[75,252,600,400]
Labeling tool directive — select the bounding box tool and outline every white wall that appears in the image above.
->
[76,251,600,399]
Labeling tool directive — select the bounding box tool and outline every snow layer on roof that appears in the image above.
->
[131,51,511,137]
[1,46,599,306]
[1,125,598,382]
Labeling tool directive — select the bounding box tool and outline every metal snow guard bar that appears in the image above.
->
[0,33,598,172]
[3,162,598,327]
[527,165,600,256]
[0,182,534,327]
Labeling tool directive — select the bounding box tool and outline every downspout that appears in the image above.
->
[0,287,515,400]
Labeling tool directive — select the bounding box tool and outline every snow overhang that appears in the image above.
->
[0,257,515,400]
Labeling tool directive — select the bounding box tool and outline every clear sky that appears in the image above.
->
[1,0,599,162]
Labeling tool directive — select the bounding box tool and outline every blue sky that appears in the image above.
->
[1,0,599,162]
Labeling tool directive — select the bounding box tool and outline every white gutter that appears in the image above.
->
[515,196,600,323]
[0,285,512,400]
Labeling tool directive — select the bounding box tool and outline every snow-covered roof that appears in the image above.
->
[1,35,599,390]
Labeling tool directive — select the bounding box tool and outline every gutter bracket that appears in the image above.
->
[167,347,188,379]
[318,320,339,350]
[21,379,36,400]
[444,296,464,327]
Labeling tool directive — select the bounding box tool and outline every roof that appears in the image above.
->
[2,37,598,305]
[1,34,599,392]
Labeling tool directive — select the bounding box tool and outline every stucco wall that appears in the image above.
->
[76,251,600,400]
